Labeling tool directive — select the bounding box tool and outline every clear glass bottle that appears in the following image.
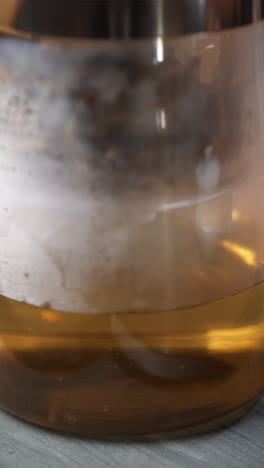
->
[0,0,263,436]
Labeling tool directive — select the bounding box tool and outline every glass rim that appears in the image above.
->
[0,0,262,41]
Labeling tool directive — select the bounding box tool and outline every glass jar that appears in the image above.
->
[0,0,263,436]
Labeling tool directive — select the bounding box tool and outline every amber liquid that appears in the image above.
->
[0,212,263,436]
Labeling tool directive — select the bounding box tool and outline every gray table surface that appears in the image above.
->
[0,398,264,468]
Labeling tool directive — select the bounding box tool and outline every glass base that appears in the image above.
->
[0,341,262,436]
[0,395,259,438]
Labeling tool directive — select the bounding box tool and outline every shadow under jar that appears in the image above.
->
[0,0,263,436]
